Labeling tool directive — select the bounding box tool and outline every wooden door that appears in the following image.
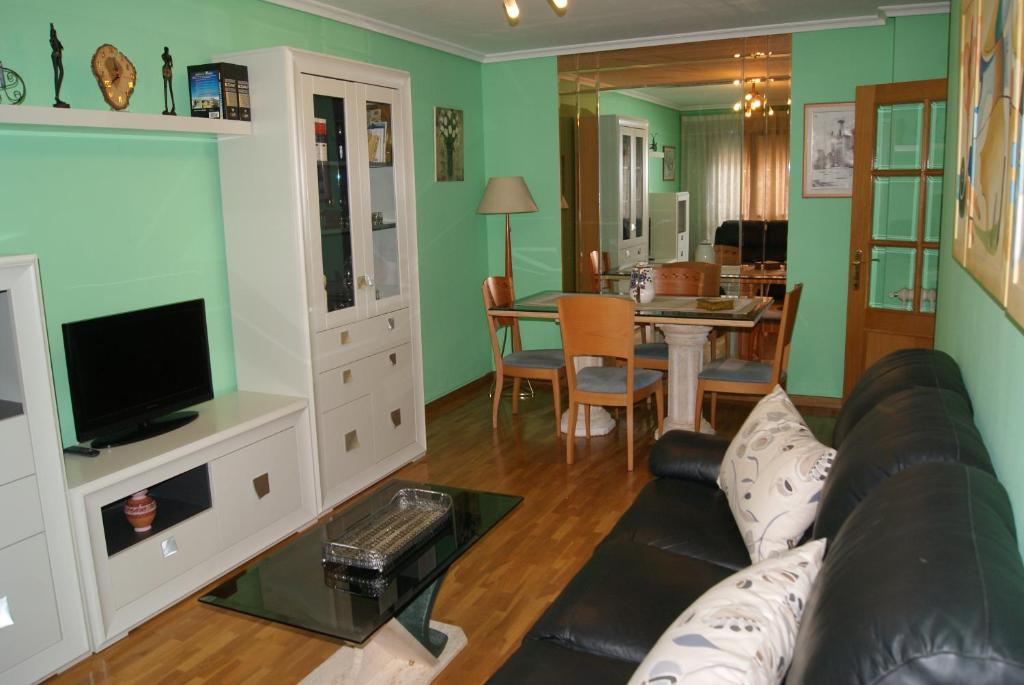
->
[843,78,947,397]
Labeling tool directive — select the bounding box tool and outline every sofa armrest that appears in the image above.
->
[649,430,731,483]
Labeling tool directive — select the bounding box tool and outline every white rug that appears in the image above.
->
[300,621,467,685]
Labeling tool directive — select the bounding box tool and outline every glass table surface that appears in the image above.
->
[492,290,771,323]
[200,480,521,643]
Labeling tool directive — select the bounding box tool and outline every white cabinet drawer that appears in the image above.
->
[106,509,219,610]
[211,428,302,546]
[0,414,34,486]
[314,310,411,371]
[0,534,61,673]
[317,396,376,494]
[373,381,416,460]
[315,355,375,414]
[0,476,43,551]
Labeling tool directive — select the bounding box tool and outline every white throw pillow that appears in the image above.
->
[628,538,826,685]
[717,385,835,562]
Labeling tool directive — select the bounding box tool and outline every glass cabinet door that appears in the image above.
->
[359,84,408,314]
[621,133,632,241]
[634,134,645,239]
[302,75,364,329]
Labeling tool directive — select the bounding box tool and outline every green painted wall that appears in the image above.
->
[598,91,682,194]
[0,0,491,444]
[481,58,563,349]
[935,0,1024,551]
[787,14,950,397]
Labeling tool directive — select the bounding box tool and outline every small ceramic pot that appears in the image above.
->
[630,263,656,304]
[124,490,157,532]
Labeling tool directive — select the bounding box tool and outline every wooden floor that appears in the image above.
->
[48,381,835,685]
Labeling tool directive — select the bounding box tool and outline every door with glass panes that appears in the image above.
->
[620,125,647,254]
[843,78,947,397]
[300,75,410,331]
[358,84,410,317]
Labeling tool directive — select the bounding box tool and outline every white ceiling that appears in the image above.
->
[265,0,949,61]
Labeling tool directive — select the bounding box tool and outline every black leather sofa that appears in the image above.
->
[715,219,788,264]
[489,349,1024,684]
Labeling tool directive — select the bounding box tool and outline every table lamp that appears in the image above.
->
[478,176,538,279]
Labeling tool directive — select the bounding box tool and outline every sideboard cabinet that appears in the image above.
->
[216,47,426,512]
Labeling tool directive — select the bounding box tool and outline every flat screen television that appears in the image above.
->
[63,299,214,448]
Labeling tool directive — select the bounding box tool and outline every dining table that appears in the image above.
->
[487,291,772,434]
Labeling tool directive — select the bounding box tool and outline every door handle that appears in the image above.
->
[851,249,863,290]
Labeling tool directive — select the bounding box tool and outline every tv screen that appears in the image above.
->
[63,299,214,446]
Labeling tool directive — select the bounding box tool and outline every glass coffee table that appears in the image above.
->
[201,480,521,661]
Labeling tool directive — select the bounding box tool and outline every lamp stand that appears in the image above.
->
[504,212,513,279]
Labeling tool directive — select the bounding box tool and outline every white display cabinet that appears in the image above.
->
[215,47,426,513]
[600,115,650,269]
[650,191,690,262]
[0,256,89,684]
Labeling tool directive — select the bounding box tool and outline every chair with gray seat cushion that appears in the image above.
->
[483,276,566,436]
[694,283,802,429]
[635,262,722,372]
[558,294,664,471]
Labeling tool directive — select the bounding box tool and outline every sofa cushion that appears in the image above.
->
[833,348,971,447]
[718,386,835,562]
[527,538,735,664]
[813,386,993,541]
[487,638,638,685]
[788,463,1024,685]
[629,539,826,685]
[608,478,752,570]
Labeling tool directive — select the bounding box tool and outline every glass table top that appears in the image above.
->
[493,290,772,323]
[200,480,521,643]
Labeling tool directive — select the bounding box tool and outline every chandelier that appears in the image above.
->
[733,79,775,118]
[503,0,568,26]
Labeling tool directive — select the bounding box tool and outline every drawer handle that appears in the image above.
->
[345,430,359,452]
[386,317,395,331]
[161,537,178,558]
[0,596,12,629]
[342,369,353,383]
[389,352,397,366]
[253,473,271,499]
[391,408,402,428]
[340,330,351,345]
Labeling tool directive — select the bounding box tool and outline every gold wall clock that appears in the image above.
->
[91,44,136,111]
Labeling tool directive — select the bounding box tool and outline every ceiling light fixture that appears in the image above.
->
[503,0,520,25]
[503,0,568,25]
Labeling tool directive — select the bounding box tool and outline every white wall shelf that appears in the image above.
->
[0,105,251,138]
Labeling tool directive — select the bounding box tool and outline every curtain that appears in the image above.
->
[679,113,743,244]
[743,111,790,220]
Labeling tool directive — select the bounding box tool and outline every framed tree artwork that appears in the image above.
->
[435,107,464,182]
[662,145,676,182]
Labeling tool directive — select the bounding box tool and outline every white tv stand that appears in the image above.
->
[63,391,317,649]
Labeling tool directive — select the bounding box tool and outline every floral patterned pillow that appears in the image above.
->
[628,539,826,685]
[718,385,835,562]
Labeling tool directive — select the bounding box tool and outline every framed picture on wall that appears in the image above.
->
[434,106,464,182]
[662,145,676,182]
[803,102,855,197]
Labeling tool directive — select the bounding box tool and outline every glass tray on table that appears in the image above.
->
[321,488,453,573]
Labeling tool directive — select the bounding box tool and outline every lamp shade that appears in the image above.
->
[477,176,539,215]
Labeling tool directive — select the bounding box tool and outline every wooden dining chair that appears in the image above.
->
[634,261,722,372]
[591,249,649,342]
[483,276,566,436]
[694,283,803,429]
[557,295,664,471]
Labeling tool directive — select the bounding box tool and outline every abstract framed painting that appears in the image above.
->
[965,0,1021,299]
[954,0,980,267]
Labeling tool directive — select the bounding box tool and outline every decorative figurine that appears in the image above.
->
[161,46,175,115]
[50,22,69,108]
[91,43,136,111]
[0,61,26,105]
